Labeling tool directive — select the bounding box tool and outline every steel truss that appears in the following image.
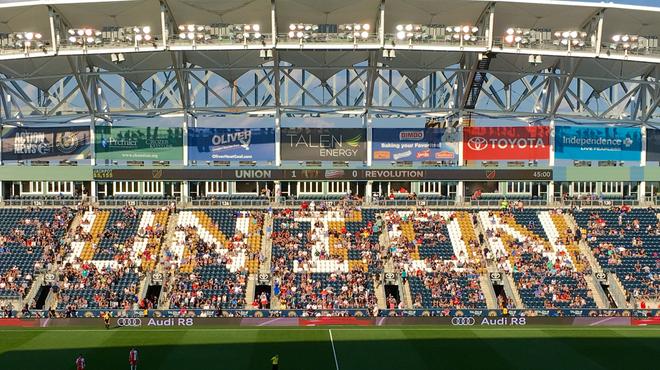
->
[0,50,657,126]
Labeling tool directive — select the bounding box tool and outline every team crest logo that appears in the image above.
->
[55,131,80,154]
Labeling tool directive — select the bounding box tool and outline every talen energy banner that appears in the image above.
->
[646,129,660,162]
[463,126,550,160]
[1,126,91,161]
[280,128,366,161]
[188,128,275,161]
[555,125,642,161]
[372,128,459,161]
[95,126,184,161]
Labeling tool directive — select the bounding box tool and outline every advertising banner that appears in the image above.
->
[463,126,550,160]
[1,126,91,161]
[188,128,275,161]
[555,125,642,161]
[95,126,184,161]
[646,129,660,162]
[280,128,366,161]
[372,128,459,161]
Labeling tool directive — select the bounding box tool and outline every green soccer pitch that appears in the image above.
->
[1,326,659,370]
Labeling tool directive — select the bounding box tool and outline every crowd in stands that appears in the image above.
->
[52,205,169,311]
[579,206,659,305]
[0,207,74,299]
[166,210,264,310]
[270,205,382,312]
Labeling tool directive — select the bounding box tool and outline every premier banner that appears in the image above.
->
[1,126,91,161]
[372,128,459,161]
[555,125,642,161]
[646,129,660,162]
[463,126,550,160]
[188,128,275,161]
[95,126,184,161]
[280,128,367,161]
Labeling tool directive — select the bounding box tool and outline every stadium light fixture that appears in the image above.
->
[0,32,46,54]
[553,30,588,51]
[177,24,212,45]
[232,24,263,43]
[609,34,644,55]
[444,25,479,46]
[395,24,425,43]
[503,28,530,48]
[126,26,153,47]
[338,23,371,42]
[287,23,319,42]
[67,28,103,48]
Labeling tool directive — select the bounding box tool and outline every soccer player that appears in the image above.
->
[75,354,86,370]
[102,311,111,329]
[129,348,139,370]
[270,354,279,370]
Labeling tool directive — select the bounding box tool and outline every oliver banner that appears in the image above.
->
[1,126,91,161]
[372,128,459,161]
[646,129,660,162]
[280,128,366,161]
[188,128,275,161]
[95,126,184,161]
[555,125,642,161]
[463,126,550,160]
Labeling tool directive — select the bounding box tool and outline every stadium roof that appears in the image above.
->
[0,0,657,124]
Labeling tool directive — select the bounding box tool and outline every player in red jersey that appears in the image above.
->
[129,348,139,370]
[75,354,86,370]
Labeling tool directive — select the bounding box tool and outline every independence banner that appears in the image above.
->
[555,125,642,161]
[280,128,367,161]
[1,126,91,161]
[647,129,660,162]
[372,128,459,161]
[95,126,184,161]
[188,128,275,161]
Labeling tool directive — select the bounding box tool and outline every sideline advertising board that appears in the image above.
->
[372,128,459,161]
[280,127,367,161]
[1,126,91,162]
[95,126,184,161]
[646,129,660,162]
[463,126,550,160]
[555,125,642,161]
[188,128,275,161]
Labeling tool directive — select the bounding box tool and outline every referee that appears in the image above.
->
[270,354,279,370]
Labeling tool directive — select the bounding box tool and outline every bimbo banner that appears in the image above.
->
[280,128,367,161]
[462,126,550,160]
[188,128,275,161]
[555,125,642,161]
[646,129,660,162]
[372,128,459,161]
[95,126,184,161]
[1,126,91,161]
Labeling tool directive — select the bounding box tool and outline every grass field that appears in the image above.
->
[1,326,659,370]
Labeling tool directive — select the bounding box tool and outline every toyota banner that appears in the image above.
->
[188,128,275,161]
[280,128,367,161]
[1,126,91,162]
[372,128,459,161]
[646,129,660,162]
[462,126,550,160]
[555,125,642,161]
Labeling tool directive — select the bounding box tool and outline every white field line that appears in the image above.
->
[329,329,340,370]
[0,327,658,333]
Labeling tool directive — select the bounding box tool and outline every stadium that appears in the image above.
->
[0,0,659,369]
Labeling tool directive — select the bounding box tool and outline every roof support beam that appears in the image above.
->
[548,59,581,119]
[66,55,94,117]
[365,51,378,110]
[170,51,190,112]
